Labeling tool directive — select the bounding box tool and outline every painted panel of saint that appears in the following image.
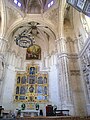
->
[44,86,47,95]
[26,44,41,60]
[29,67,36,75]
[20,86,27,94]
[21,76,27,84]
[28,76,35,84]
[29,85,34,93]
[37,86,43,94]
[38,76,43,84]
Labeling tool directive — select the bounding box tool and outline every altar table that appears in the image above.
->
[20,110,39,117]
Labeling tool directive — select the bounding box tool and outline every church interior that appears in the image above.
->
[0,0,90,119]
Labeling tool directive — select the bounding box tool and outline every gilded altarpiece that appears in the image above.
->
[14,65,48,103]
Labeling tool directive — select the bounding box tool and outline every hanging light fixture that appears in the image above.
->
[14,28,35,48]
[14,21,56,48]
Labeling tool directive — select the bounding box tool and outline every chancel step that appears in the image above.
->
[16,116,90,120]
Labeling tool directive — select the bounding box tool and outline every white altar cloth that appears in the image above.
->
[20,109,39,117]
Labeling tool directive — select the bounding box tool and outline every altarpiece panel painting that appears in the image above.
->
[26,44,41,60]
[15,65,48,103]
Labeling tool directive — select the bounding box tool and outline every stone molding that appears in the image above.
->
[58,53,78,59]
[0,37,8,42]
[70,70,80,76]
[55,37,66,42]
[79,37,90,57]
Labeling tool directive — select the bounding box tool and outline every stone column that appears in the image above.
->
[56,38,74,114]
[0,37,7,104]
[56,0,74,114]
[58,50,73,114]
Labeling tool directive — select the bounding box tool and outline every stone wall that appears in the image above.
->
[80,37,90,116]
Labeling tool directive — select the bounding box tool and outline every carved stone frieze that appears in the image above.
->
[70,70,80,76]
[81,53,90,73]
[80,39,90,102]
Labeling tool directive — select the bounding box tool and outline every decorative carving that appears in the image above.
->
[15,64,48,102]
[81,54,90,73]
[84,73,90,102]
[81,43,90,102]
[81,15,90,37]
[70,70,80,76]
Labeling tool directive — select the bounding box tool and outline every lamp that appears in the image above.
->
[14,29,35,48]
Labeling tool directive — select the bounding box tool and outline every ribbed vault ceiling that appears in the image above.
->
[8,0,48,13]
[13,21,56,46]
[21,0,48,13]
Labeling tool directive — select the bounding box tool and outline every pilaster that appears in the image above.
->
[79,37,90,115]
[0,37,7,54]
[0,37,7,104]
[0,54,5,104]
[58,53,74,113]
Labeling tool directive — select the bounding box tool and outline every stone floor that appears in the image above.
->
[0,118,16,120]
[16,116,90,120]
[0,116,90,120]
